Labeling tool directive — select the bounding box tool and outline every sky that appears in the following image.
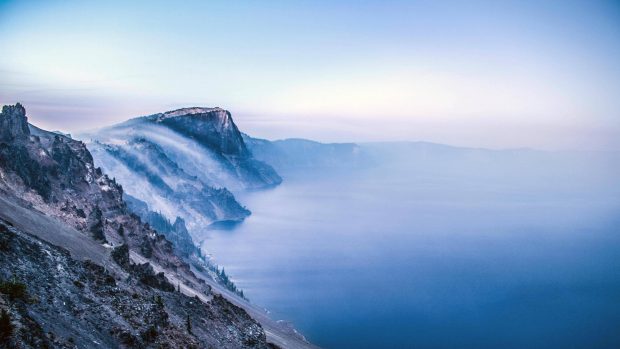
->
[0,0,619,150]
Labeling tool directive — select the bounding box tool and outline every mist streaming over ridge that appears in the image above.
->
[79,107,281,237]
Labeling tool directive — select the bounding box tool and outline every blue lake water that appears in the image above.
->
[201,165,620,348]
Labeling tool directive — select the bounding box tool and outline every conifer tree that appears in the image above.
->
[186,314,192,334]
[0,309,12,341]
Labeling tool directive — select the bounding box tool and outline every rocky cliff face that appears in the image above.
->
[0,104,29,142]
[137,107,281,189]
[146,107,282,190]
[80,107,281,238]
[0,104,278,348]
[147,107,251,157]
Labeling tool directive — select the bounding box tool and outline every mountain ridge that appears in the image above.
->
[0,103,315,349]
[79,107,281,238]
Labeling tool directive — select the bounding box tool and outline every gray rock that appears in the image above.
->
[0,103,29,142]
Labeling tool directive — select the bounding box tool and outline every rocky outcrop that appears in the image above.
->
[141,107,282,188]
[148,107,251,157]
[0,142,54,200]
[0,103,29,142]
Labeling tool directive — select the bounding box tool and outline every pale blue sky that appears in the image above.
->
[1,0,619,149]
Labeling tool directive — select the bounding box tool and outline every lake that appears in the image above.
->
[200,160,620,348]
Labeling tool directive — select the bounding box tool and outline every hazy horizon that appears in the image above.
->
[1,0,619,150]
[0,103,618,153]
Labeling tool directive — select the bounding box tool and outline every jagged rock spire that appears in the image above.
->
[0,103,30,142]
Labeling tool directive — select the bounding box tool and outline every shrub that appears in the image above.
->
[140,326,158,342]
[0,278,28,301]
[0,224,14,251]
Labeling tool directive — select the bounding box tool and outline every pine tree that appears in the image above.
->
[186,314,192,334]
[0,309,13,342]
[88,206,106,242]
[219,268,229,283]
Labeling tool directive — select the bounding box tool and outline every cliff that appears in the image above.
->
[0,104,311,348]
[80,107,281,236]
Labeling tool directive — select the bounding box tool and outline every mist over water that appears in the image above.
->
[201,148,620,348]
